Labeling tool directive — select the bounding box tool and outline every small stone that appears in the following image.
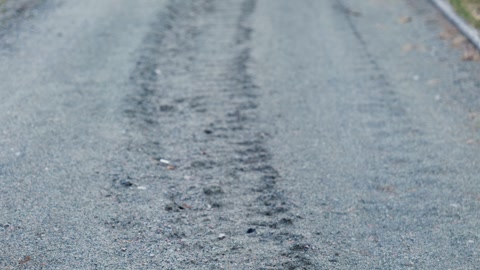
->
[211,202,222,208]
[165,203,175,211]
[218,233,226,240]
[120,180,133,187]
[159,159,170,164]
[246,228,256,234]
[203,186,223,196]
[290,243,310,251]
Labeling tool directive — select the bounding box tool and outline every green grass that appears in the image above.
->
[450,0,480,29]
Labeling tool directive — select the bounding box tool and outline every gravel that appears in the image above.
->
[1,0,480,269]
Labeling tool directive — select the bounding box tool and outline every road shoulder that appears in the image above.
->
[432,0,480,50]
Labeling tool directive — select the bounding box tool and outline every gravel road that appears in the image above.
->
[1,0,480,269]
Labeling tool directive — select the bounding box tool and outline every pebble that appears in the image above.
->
[159,159,171,164]
[218,233,226,240]
[120,180,133,187]
[204,186,224,196]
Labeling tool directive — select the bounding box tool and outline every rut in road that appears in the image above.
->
[121,0,310,268]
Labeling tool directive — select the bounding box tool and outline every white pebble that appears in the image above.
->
[159,159,170,164]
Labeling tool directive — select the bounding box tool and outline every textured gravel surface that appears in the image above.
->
[0,0,45,30]
[1,0,480,269]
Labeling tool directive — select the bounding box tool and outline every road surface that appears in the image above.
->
[1,0,480,269]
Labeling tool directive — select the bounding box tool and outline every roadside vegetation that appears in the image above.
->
[450,0,480,28]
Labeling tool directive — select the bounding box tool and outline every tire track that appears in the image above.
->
[122,0,311,268]
[319,1,465,266]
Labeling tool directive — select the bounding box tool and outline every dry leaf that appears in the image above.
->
[462,50,478,61]
[439,30,455,40]
[469,112,480,120]
[426,79,439,86]
[402,43,414,52]
[398,16,412,24]
[452,35,467,47]
[182,203,192,209]
[19,256,31,264]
